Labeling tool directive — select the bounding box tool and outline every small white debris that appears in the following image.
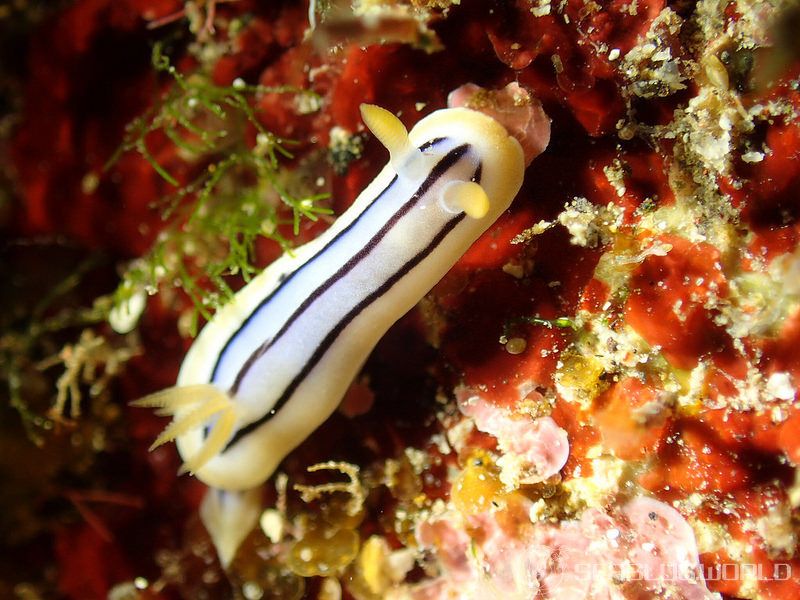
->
[502,262,525,279]
[557,197,623,248]
[529,498,548,522]
[531,0,551,17]
[295,92,322,115]
[766,372,795,401]
[741,151,765,163]
[242,582,264,600]
[109,289,147,334]
[259,509,284,543]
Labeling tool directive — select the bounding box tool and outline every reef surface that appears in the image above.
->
[1,1,799,599]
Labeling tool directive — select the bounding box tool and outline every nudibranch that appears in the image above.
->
[135,103,526,561]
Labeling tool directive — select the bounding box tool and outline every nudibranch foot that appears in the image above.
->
[132,383,236,473]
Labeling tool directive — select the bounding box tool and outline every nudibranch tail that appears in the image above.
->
[132,384,235,472]
[199,487,262,568]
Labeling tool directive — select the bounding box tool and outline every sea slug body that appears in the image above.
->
[137,104,525,489]
[134,104,528,561]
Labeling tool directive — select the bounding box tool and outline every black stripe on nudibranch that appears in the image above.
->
[224,156,485,449]
[227,142,471,395]
[209,137,447,383]
[228,210,468,447]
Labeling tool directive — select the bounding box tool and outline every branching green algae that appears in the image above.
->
[108,44,330,335]
[3,41,328,436]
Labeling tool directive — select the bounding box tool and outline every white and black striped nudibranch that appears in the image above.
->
[134,105,525,493]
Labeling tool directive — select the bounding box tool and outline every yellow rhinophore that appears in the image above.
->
[441,180,491,219]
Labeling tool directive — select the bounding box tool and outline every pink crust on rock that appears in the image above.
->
[412,497,714,600]
[447,82,551,166]
[415,518,474,584]
[456,387,569,485]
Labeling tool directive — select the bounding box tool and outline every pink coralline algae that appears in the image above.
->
[413,496,714,600]
[447,82,552,166]
[457,388,569,486]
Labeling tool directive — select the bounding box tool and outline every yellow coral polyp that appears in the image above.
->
[557,351,608,402]
[451,452,508,515]
[287,528,360,577]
